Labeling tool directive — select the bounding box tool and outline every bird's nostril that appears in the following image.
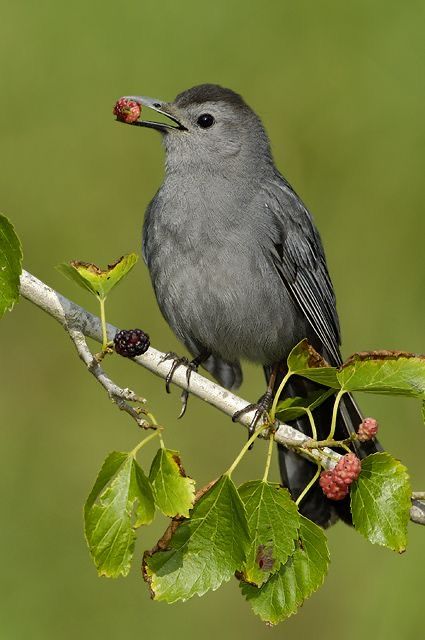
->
[153,103,161,108]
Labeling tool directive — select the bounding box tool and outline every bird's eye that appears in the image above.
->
[197,113,215,128]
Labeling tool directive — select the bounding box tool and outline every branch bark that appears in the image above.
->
[19,269,425,526]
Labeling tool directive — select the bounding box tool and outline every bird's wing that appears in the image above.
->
[263,175,342,365]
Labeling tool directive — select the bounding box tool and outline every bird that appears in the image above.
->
[119,84,380,527]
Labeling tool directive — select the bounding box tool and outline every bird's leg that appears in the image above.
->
[160,350,210,416]
[232,364,279,447]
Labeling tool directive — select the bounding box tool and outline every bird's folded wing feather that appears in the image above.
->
[263,176,342,366]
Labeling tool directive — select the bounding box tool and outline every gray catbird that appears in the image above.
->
[120,84,380,527]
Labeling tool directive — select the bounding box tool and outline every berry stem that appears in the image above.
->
[302,434,356,449]
[226,424,269,476]
[262,432,275,482]
[99,297,108,351]
[295,464,322,506]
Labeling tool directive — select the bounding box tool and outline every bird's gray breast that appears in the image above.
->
[143,179,304,364]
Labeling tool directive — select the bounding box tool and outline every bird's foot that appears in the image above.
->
[232,390,273,448]
[160,352,190,394]
[160,351,208,418]
[178,357,205,419]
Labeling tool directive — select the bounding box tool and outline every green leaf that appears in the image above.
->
[143,474,249,602]
[338,351,425,397]
[276,388,335,422]
[149,448,195,518]
[57,253,138,300]
[287,340,340,388]
[350,452,411,552]
[84,451,155,577]
[241,516,329,625]
[0,214,23,318]
[238,481,300,586]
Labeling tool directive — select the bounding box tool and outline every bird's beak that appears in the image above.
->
[120,96,186,132]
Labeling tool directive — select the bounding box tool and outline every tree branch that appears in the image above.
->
[67,326,150,428]
[19,269,425,526]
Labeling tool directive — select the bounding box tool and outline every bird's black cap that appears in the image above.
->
[174,84,248,110]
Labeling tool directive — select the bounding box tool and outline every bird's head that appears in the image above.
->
[121,84,272,175]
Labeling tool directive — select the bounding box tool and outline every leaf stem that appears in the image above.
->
[262,433,275,482]
[295,464,322,507]
[270,371,292,421]
[99,297,108,351]
[226,425,268,476]
[327,388,345,441]
[130,430,161,457]
[146,412,165,447]
[305,408,318,440]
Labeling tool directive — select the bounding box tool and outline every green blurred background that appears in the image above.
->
[1,0,424,638]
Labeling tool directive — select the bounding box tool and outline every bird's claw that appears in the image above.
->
[160,352,206,417]
[232,390,273,449]
[178,360,200,419]
[160,352,190,394]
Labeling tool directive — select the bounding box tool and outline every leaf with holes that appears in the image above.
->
[57,253,138,300]
[338,351,425,397]
[240,516,329,625]
[0,214,22,319]
[84,451,155,577]
[350,452,411,552]
[149,448,195,518]
[286,340,340,388]
[143,474,249,602]
[238,481,300,586]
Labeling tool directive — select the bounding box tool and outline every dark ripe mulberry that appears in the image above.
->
[357,417,379,442]
[114,329,150,358]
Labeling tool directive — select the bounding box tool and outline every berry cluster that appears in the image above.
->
[114,329,150,358]
[357,417,379,442]
[113,98,141,124]
[319,453,362,501]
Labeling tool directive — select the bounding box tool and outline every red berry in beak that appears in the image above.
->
[113,98,141,124]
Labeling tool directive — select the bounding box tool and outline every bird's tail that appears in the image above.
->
[269,369,382,527]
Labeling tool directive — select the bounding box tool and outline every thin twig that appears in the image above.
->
[19,269,425,526]
[68,326,151,429]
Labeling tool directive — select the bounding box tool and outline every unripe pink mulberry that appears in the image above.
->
[357,417,379,442]
[319,453,361,500]
[334,452,362,484]
[319,470,349,501]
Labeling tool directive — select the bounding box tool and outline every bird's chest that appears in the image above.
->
[144,189,268,322]
[142,182,297,362]
[145,201,254,311]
